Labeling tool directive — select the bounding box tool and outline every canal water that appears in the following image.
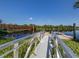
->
[64,30,79,40]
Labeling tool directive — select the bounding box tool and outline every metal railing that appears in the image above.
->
[56,35,77,58]
[50,32,77,58]
[0,31,76,58]
[0,32,44,58]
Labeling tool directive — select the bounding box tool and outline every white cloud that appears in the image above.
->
[28,17,32,20]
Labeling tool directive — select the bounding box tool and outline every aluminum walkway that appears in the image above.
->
[30,33,50,58]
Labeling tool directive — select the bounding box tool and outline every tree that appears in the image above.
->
[74,0,79,8]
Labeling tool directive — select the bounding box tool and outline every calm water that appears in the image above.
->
[64,30,79,40]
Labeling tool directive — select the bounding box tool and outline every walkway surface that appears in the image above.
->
[30,32,50,58]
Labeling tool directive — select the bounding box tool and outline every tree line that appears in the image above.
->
[33,24,74,32]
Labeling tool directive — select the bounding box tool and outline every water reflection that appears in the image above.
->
[64,31,79,40]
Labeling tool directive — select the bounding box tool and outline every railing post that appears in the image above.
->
[48,36,52,58]
[13,42,19,58]
[55,37,60,58]
[35,41,37,48]
[73,23,76,40]
[24,38,34,58]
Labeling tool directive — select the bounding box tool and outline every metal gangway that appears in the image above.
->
[0,31,78,58]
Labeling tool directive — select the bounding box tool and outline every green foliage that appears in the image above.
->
[74,1,79,8]
[19,41,29,58]
[0,37,40,58]
[0,45,13,58]
[0,30,8,38]
[0,38,31,58]
[51,39,56,57]
[63,39,79,57]
[35,25,73,32]
[0,38,14,45]
[58,45,65,57]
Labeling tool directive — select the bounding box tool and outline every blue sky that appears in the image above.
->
[0,0,79,25]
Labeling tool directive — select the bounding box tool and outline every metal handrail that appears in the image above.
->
[0,32,42,58]
[0,34,34,50]
[56,35,77,58]
[0,31,42,50]
[51,32,77,58]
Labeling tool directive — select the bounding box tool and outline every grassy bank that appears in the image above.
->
[0,38,14,45]
[63,39,79,57]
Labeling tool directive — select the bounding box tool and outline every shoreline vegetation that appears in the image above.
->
[63,39,79,57]
[0,23,77,33]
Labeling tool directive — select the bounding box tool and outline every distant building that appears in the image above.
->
[0,24,33,32]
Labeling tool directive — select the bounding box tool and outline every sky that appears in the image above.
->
[0,0,79,25]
